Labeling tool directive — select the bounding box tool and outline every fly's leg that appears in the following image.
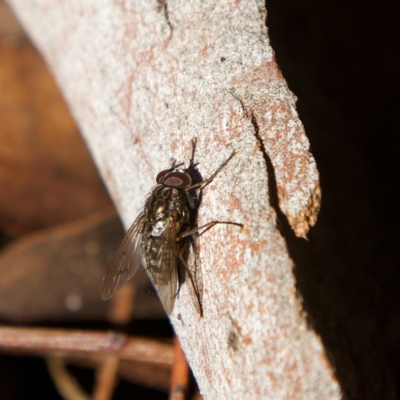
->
[176,221,242,316]
[189,138,197,167]
[178,221,243,240]
[170,160,184,169]
[178,246,204,316]
[185,150,237,192]
[187,138,200,178]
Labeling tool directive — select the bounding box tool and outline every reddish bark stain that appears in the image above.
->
[200,44,208,57]
[243,337,252,345]
[230,58,321,238]
[231,60,279,86]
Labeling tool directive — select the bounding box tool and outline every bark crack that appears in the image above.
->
[157,0,173,37]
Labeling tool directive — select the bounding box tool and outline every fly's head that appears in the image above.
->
[156,166,197,210]
[156,167,192,188]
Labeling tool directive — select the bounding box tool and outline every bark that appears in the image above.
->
[6,0,340,398]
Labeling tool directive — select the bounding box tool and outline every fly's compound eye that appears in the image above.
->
[162,171,192,188]
[156,169,170,184]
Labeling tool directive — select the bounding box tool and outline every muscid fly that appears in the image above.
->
[101,139,241,315]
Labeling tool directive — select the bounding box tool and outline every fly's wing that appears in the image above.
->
[146,222,178,315]
[101,213,145,300]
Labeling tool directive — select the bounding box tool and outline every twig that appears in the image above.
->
[93,356,120,400]
[95,278,135,398]
[169,335,189,400]
[0,326,173,366]
[47,356,91,400]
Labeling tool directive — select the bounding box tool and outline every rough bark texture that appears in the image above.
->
[6,0,340,398]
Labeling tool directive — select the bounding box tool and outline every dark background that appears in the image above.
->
[266,1,400,399]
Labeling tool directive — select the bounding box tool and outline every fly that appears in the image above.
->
[101,138,242,315]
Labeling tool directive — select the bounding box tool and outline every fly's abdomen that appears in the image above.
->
[148,236,173,268]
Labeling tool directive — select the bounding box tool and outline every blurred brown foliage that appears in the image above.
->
[0,5,112,237]
[0,0,117,324]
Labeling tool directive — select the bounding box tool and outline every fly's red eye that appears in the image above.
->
[156,169,170,184]
[163,171,191,188]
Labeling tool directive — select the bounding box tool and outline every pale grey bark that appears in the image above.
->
[6,0,341,398]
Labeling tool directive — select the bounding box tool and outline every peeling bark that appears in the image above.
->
[6,0,341,398]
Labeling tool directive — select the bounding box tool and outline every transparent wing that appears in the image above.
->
[101,213,145,300]
[146,223,179,315]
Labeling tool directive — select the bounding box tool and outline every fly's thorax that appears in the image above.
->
[154,198,167,220]
[149,186,191,221]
